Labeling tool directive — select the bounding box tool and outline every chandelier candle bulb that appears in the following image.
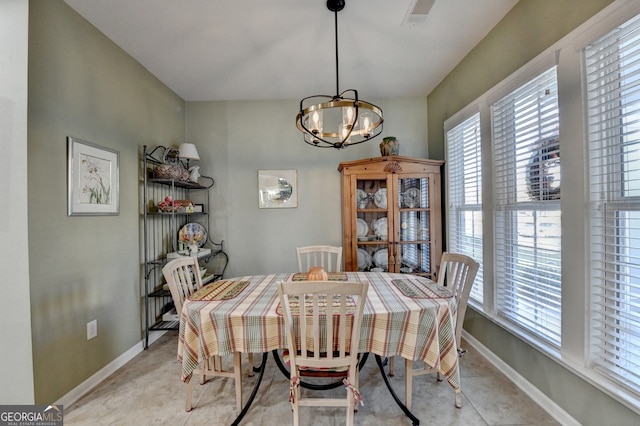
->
[311,110,322,134]
[343,106,355,125]
[362,115,371,137]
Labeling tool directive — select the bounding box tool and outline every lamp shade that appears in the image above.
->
[178,143,200,160]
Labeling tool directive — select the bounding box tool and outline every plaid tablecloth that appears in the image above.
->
[178,272,460,392]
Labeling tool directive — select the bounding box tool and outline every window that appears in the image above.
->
[492,67,562,347]
[586,13,640,393]
[446,113,483,303]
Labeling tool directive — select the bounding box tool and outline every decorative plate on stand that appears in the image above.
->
[178,223,207,247]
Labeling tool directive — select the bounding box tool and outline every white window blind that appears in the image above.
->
[586,12,640,393]
[446,113,483,303]
[492,67,562,347]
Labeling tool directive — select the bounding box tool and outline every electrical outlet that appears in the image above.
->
[87,319,97,340]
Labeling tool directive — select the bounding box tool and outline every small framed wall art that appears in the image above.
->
[258,169,297,208]
[67,136,120,216]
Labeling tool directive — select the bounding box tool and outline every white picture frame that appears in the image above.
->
[258,169,297,209]
[67,136,120,216]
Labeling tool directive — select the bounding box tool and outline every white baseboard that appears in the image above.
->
[462,331,580,426]
[55,331,167,408]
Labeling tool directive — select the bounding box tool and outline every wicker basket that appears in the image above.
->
[154,164,189,181]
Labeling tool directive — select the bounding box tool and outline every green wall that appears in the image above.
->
[427,0,614,160]
[428,0,640,424]
[28,0,185,403]
[186,97,430,278]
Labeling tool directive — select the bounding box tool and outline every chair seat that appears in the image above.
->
[282,349,350,375]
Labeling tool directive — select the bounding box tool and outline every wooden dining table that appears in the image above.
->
[177,271,461,425]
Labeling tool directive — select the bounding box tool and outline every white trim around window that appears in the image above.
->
[442,0,640,413]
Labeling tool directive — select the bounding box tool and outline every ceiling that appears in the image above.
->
[63,0,518,102]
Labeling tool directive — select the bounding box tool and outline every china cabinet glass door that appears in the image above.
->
[396,176,432,275]
[354,176,392,272]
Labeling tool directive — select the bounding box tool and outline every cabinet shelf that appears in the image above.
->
[148,178,208,190]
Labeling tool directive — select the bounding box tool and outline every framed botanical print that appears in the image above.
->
[67,136,120,216]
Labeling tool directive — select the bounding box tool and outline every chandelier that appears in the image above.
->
[296,0,383,149]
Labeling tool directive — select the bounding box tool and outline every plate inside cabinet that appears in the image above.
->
[356,218,369,237]
[357,248,372,270]
[373,188,387,209]
[403,188,420,208]
[372,217,388,240]
[373,249,388,269]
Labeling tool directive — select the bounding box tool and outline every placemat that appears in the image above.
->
[391,279,453,299]
[292,272,348,281]
[188,280,250,301]
[276,295,357,316]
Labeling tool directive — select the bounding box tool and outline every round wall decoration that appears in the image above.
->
[525,136,560,201]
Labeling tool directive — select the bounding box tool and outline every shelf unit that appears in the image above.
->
[142,145,228,348]
[338,156,444,279]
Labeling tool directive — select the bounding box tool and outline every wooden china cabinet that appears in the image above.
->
[338,156,444,280]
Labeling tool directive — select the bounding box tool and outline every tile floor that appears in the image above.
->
[65,332,559,425]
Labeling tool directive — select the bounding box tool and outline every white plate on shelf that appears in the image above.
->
[357,248,372,270]
[372,217,388,240]
[373,249,388,269]
[356,218,369,237]
[373,188,387,209]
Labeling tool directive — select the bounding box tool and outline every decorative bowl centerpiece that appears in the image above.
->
[307,266,328,281]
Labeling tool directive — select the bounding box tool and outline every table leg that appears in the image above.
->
[230,352,268,426]
[375,354,420,426]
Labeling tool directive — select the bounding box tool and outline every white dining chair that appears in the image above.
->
[296,245,343,272]
[389,252,479,410]
[277,280,369,426]
[162,257,243,411]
